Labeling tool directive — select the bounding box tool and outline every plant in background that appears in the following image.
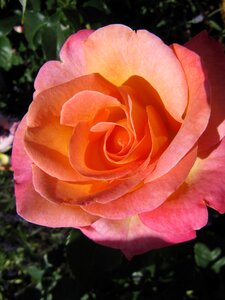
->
[0,113,18,170]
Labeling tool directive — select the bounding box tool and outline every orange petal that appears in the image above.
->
[83,24,188,121]
[32,163,143,206]
[104,124,151,165]
[69,121,141,180]
[25,118,72,157]
[12,116,97,227]
[60,90,122,127]
[146,43,210,182]
[29,73,120,128]
[122,75,181,134]
[119,85,147,140]
[24,140,85,181]
[32,164,93,205]
[82,146,197,218]
[146,105,169,158]
[25,74,120,181]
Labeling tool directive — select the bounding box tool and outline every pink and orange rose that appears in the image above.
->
[12,25,225,258]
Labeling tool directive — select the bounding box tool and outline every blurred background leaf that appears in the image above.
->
[18,0,27,21]
[0,36,13,70]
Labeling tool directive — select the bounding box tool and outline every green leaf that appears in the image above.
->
[24,11,45,49]
[56,23,72,53]
[25,265,44,284]
[208,20,222,31]
[66,229,80,245]
[211,256,225,274]
[29,0,41,11]
[63,8,81,30]
[0,36,13,70]
[194,243,223,269]
[0,0,7,9]
[210,247,221,261]
[83,0,110,13]
[19,0,27,23]
[194,243,212,268]
[41,24,57,60]
[0,16,20,36]
[11,52,23,66]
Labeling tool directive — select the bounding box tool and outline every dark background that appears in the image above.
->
[0,0,225,299]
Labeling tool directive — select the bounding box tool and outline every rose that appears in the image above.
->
[12,25,225,259]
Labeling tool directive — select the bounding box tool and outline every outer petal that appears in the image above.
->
[32,163,144,206]
[189,138,225,213]
[146,43,210,182]
[185,31,225,151]
[60,29,94,69]
[32,164,94,205]
[140,138,225,234]
[12,117,98,227]
[34,30,94,93]
[83,24,188,121]
[81,216,196,259]
[140,184,208,235]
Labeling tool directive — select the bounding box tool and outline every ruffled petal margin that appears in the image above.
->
[81,216,196,259]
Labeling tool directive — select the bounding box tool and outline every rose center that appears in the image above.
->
[106,126,130,154]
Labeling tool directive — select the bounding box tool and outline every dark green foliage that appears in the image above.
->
[0,0,225,299]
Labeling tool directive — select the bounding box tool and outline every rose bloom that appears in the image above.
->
[12,25,225,259]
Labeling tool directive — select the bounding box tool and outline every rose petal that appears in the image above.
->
[81,216,196,259]
[146,105,169,157]
[60,90,122,127]
[33,61,73,96]
[12,117,97,227]
[25,119,73,157]
[140,139,225,235]
[30,74,118,128]
[146,43,210,182]
[122,75,181,133]
[25,74,119,182]
[101,122,150,165]
[82,146,197,217]
[34,30,94,93]
[69,121,142,180]
[140,138,225,234]
[189,138,225,213]
[83,24,188,122]
[119,84,147,140]
[139,184,208,235]
[185,31,225,151]
[32,164,93,205]
[32,163,143,206]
